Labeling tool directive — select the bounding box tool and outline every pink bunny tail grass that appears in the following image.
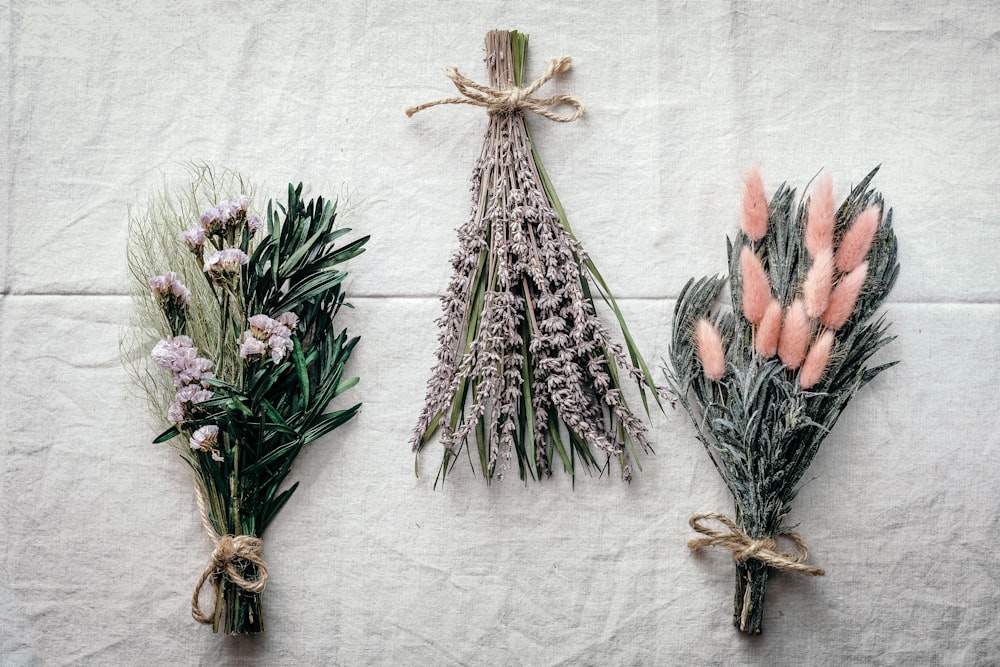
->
[805,174,835,258]
[740,246,771,325]
[799,330,835,389]
[740,166,769,241]
[821,261,868,330]
[694,318,727,381]
[803,248,836,318]
[778,299,812,369]
[756,298,783,357]
[836,205,880,273]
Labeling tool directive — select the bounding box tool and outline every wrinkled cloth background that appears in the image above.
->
[2,1,998,665]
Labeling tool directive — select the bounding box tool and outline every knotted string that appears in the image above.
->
[687,512,825,576]
[406,56,584,123]
[191,487,270,625]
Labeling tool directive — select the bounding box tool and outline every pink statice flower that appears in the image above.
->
[199,195,255,237]
[203,248,249,279]
[248,314,277,336]
[175,356,214,388]
[189,425,219,452]
[149,272,191,306]
[241,312,296,364]
[151,335,197,373]
[168,383,214,423]
[268,332,294,363]
[151,336,214,388]
[200,207,224,234]
[276,311,299,331]
[239,335,267,359]
[247,212,264,232]
[152,335,216,422]
[167,401,186,424]
[183,228,206,253]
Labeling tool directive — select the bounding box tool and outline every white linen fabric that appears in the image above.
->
[2,1,998,665]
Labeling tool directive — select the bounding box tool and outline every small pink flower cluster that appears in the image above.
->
[203,247,249,280]
[697,169,880,389]
[189,424,224,462]
[199,194,256,235]
[148,272,191,306]
[239,312,298,364]
[151,335,215,422]
[182,194,263,255]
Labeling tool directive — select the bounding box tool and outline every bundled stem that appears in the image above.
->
[410,30,660,484]
[667,167,899,634]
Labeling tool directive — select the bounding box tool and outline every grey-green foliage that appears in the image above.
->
[666,167,899,538]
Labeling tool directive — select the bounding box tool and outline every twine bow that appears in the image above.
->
[191,489,270,625]
[686,512,825,576]
[406,56,584,123]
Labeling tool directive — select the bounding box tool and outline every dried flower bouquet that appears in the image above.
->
[666,166,898,634]
[408,30,660,484]
[125,166,368,634]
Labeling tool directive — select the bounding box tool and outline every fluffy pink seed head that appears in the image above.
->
[799,330,835,389]
[778,299,812,369]
[836,205,880,273]
[756,298,783,357]
[821,261,868,330]
[740,246,771,325]
[803,248,836,318]
[805,174,835,258]
[694,318,727,381]
[740,167,769,241]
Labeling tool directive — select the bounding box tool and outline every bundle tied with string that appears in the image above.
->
[405,56,584,122]
[408,30,661,485]
[666,167,898,634]
[190,488,269,626]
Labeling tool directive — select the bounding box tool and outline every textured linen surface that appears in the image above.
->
[2,1,999,665]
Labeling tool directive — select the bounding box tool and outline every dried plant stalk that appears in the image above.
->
[411,30,659,484]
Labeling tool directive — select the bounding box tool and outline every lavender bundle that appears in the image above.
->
[407,30,660,484]
[666,166,898,634]
[125,167,368,634]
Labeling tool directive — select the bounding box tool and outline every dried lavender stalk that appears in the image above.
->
[410,30,659,483]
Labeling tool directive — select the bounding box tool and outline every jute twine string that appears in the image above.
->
[191,487,270,624]
[687,512,825,576]
[405,56,584,122]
